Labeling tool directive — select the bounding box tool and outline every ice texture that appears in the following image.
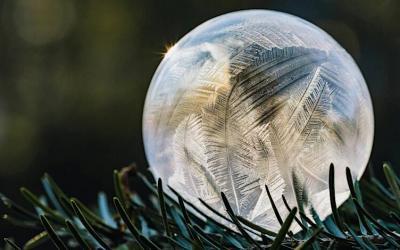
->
[142,10,374,232]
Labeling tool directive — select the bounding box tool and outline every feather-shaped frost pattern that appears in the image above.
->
[248,124,285,224]
[201,84,262,215]
[167,45,365,227]
[172,114,220,204]
[144,11,374,233]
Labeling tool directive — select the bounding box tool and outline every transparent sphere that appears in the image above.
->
[143,10,374,231]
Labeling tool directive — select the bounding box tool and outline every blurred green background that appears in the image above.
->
[0,0,399,242]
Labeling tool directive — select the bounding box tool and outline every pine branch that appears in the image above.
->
[1,163,400,249]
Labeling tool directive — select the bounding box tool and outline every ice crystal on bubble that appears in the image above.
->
[143,10,374,232]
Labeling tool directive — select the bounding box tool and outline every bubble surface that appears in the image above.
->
[143,10,374,231]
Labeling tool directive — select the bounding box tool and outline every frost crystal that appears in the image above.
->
[143,10,374,232]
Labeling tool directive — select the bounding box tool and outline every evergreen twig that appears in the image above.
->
[2,163,400,249]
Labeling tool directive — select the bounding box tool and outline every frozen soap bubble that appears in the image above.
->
[143,10,374,232]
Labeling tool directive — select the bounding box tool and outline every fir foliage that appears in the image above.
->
[2,163,400,249]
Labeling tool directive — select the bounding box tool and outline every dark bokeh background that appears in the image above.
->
[0,0,399,243]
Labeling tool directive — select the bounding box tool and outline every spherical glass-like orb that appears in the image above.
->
[143,10,374,231]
